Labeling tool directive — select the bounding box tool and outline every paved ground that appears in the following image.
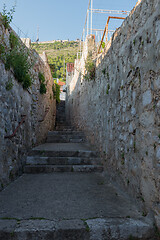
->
[0,172,142,220]
[33,143,95,152]
[0,173,155,239]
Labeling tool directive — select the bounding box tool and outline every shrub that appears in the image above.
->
[0,44,5,55]
[9,32,19,49]
[0,5,33,90]
[102,42,105,49]
[23,74,32,89]
[38,72,45,83]
[40,82,47,94]
[1,4,16,29]
[5,50,32,89]
[39,72,47,94]
[52,83,60,103]
[52,84,56,96]
[6,79,13,91]
[85,56,95,81]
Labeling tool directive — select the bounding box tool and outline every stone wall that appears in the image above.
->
[0,16,56,190]
[66,0,160,227]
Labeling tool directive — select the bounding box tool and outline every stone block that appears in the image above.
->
[156,146,160,161]
[142,90,152,107]
[140,111,155,127]
[155,19,160,44]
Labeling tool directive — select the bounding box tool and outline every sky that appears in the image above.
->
[0,0,138,42]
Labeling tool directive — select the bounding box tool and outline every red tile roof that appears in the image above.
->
[57,81,65,86]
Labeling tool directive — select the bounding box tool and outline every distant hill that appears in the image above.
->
[31,41,80,82]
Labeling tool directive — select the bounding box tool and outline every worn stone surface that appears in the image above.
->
[0,173,156,239]
[87,218,154,240]
[0,217,155,240]
[0,173,143,220]
[66,0,160,228]
[0,16,56,191]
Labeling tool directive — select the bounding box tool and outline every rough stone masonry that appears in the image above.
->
[0,14,56,191]
[66,0,160,228]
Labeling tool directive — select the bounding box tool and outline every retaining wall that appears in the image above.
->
[66,0,160,227]
[0,16,56,190]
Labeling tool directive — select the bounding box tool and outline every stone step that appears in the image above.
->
[48,131,85,136]
[55,126,74,131]
[55,127,74,131]
[26,156,101,165]
[24,164,103,173]
[28,149,99,158]
[47,134,86,143]
[0,218,154,240]
[46,138,85,143]
[56,122,68,126]
[56,117,66,121]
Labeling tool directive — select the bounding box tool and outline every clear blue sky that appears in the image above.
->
[0,0,138,42]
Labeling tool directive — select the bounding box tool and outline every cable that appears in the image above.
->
[11,22,29,38]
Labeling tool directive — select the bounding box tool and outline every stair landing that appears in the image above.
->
[0,173,154,239]
[0,101,155,239]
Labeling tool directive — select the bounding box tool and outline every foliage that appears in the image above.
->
[38,72,45,83]
[5,50,32,89]
[1,3,16,29]
[39,72,47,94]
[6,78,13,91]
[106,84,110,95]
[52,83,56,96]
[52,83,60,103]
[0,43,5,55]
[102,68,106,75]
[85,56,95,81]
[31,41,79,81]
[40,83,46,94]
[0,4,34,90]
[9,32,19,49]
[102,42,105,49]
[22,74,32,89]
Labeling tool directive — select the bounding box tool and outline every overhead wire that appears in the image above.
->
[10,21,29,39]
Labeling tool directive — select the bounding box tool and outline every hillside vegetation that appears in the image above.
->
[32,41,80,82]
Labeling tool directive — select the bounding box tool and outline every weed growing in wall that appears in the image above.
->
[39,72,47,94]
[102,68,106,75]
[0,44,5,55]
[106,84,110,94]
[0,29,32,90]
[85,56,95,81]
[0,4,33,90]
[1,3,16,29]
[102,42,105,49]
[5,49,32,89]
[40,83,46,94]
[52,83,60,103]
[9,32,19,49]
[6,78,13,91]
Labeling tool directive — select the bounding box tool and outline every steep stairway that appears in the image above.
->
[24,101,103,174]
[0,101,155,239]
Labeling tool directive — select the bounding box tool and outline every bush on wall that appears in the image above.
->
[84,52,96,81]
[52,83,60,103]
[39,72,47,94]
[0,4,32,90]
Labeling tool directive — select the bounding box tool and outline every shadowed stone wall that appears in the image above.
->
[66,0,160,227]
[0,16,56,190]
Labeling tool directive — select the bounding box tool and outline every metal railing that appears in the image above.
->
[78,0,130,57]
[98,16,126,54]
[4,115,27,139]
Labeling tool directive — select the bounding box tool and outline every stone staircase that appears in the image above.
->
[0,101,156,239]
[24,101,103,174]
